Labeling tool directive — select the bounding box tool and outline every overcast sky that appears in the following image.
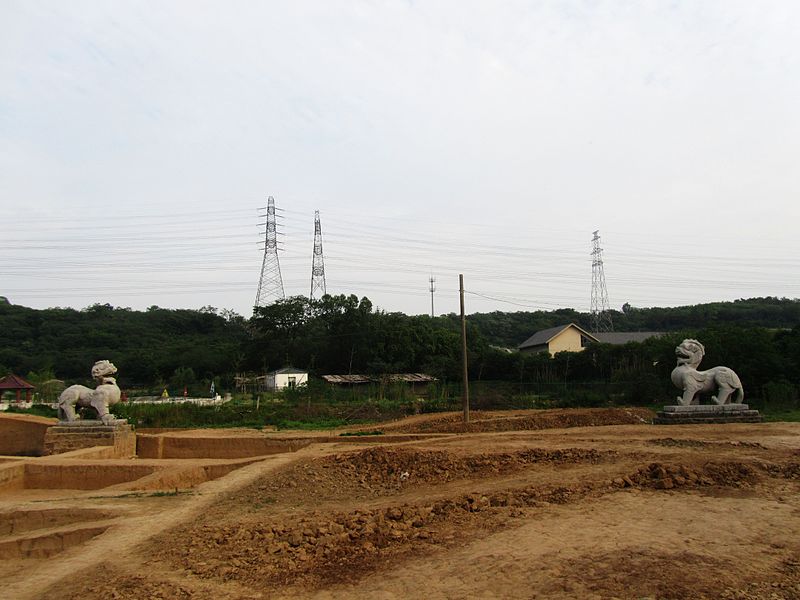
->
[1,1,799,317]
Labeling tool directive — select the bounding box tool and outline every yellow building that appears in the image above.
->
[518,324,662,356]
[517,323,598,356]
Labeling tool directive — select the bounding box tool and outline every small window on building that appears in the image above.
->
[288,376,296,388]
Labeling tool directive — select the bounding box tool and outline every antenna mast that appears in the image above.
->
[310,210,327,300]
[590,230,614,333]
[254,196,285,310]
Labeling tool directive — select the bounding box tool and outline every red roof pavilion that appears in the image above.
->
[0,374,35,402]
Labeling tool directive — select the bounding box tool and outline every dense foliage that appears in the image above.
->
[0,302,247,390]
[1,296,798,408]
[469,297,800,349]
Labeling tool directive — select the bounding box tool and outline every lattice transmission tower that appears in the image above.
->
[590,230,614,333]
[310,210,326,300]
[254,196,285,309]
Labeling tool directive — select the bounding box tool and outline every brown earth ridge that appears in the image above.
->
[1,408,798,599]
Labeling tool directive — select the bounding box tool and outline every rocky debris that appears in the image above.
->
[648,437,709,448]
[611,461,761,491]
[167,479,595,589]
[233,446,612,507]
[648,438,768,450]
[325,446,610,487]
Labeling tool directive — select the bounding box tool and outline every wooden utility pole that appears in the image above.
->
[459,274,469,424]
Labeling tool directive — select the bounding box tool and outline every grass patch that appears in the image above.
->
[4,404,58,418]
[339,430,384,437]
[761,408,800,422]
[275,418,349,430]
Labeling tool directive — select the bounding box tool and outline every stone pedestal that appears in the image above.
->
[654,404,762,425]
[43,420,136,457]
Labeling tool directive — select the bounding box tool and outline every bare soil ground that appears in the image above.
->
[3,408,800,599]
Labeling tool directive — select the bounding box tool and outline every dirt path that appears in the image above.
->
[6,445,327,600]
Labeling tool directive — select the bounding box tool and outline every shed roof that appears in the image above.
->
[593,332,662,344]
[322,373,437,384]
[0,374,35,390]
[518,323,598,350]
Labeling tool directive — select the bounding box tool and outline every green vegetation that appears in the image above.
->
[469,296,800,348]
[1,296,798,424]
[4,404,58,418]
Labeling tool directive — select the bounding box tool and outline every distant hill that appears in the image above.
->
[2,296,797,392]
[466,297,800,348]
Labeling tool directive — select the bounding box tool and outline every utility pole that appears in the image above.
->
[590,230,614,332]
[310,210,327,300]
[429,275,436,318]
[254,196,285,310]
[459,274,469,425]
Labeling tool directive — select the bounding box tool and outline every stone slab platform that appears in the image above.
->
[655,405,762,425]
[662,404,749,413]
[43,420,136,457]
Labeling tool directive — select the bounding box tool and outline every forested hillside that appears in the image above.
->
[1,296,798,405]
[0,301,247,389]
[468,297,800,348]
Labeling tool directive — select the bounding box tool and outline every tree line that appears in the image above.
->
[0,296,798,405]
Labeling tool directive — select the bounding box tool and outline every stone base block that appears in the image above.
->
[662,404,750,413]
[43,420,136,457]
[655,405,762,425]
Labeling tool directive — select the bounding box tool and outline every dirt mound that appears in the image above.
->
[759,460,800,480]
[649,438,768,450]
[233,446,611,507]
[649,437,710,448]
[329,446,610,485]
[612,461,761,490]
[162,482,593,589]
[380,408,654,433]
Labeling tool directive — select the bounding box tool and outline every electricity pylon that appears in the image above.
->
[254,196,285,309]
[590,230,614,333]
[310,210,326,300]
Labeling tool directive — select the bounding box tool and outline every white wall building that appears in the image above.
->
[265,367,308,391]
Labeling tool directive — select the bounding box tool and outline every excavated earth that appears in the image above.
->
[2,408,800,599]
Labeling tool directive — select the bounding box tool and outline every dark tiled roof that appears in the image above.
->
[0,374,35,389]
[593,332,662,344]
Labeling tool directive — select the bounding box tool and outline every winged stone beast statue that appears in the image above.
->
[57,360,121,424]
[670,339,744,406]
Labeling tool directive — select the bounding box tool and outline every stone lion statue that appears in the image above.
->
[57,360,121,424]
[670,339,743,406]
